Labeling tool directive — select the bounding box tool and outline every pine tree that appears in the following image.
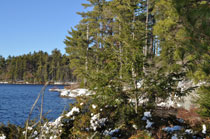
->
[0,55,6,80]
[171,0,210,117]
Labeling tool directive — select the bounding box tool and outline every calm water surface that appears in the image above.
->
[0,84,75,125]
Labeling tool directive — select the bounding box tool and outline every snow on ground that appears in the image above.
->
[142,112,153,129]
[0,82,8,84]
[156,97,177,108]
[171,134,178,139]
[146,120,153,129]
[65,107,80,117]
[144,112,152,118]
[60,90,69,96]
[48,116,63,127]
[185,129,193,134]
[90,113,107,131]
[133,80,204,109]
[38,106,81,138]
[60,89,92,98]
[202,124,206,134]
[104,129,120,136]
[92,104,97,109]
[162,125,182,133]
[0,134,6,139]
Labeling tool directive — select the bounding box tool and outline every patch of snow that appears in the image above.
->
[90,113,107,131]
[146,120,153,129]
[104,129,120,136]
[60,88,92,98]
[60,90,69,96]
[137,80,143,88]
[0,134,6,139]
[202,124,206,134]
[109,129,120,136]
[90,114,100,131]
[171,134,178,139]
[0,82,8,84]
[48,116,63,127]
[28,126,33,130]
[138,98,149,104]
[92,104,97,109]
[71,89,91,96]
[142,112,153,129]
[65,107,80,117]
[163,125,182,133]
[132,124,138,130]
[185,129,193,134]
[197,81,206,87]
[176,103,181,107]
[177,118,184,123]
[144,112,152,117]
[157,97,175,107]
[142,116,147,120]
[34,131,38,135]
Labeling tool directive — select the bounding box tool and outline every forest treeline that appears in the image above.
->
[0,49,76,83]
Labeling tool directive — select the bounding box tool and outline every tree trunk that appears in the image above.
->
[84,24,89,87]
[144,0,149,57]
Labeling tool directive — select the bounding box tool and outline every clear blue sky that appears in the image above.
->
[0,0,87,58]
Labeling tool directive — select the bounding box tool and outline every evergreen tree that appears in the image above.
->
[0,55,6,80]
[171,0,210,117]
[0,50,74,83]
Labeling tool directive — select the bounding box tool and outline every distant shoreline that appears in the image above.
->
[0,81,75,85]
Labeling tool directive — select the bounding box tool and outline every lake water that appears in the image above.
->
[0,84,75,126]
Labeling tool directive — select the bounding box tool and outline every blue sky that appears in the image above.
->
[0,0,87,58]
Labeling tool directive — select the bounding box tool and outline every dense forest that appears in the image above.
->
[63,0,210,138]
[65,0,210,113]
[0,49,76,83]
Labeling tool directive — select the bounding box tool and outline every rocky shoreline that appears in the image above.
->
[49,88,92,98]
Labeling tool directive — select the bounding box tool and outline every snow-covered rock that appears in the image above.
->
[60,90,69,97]
[60,88,92,98]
